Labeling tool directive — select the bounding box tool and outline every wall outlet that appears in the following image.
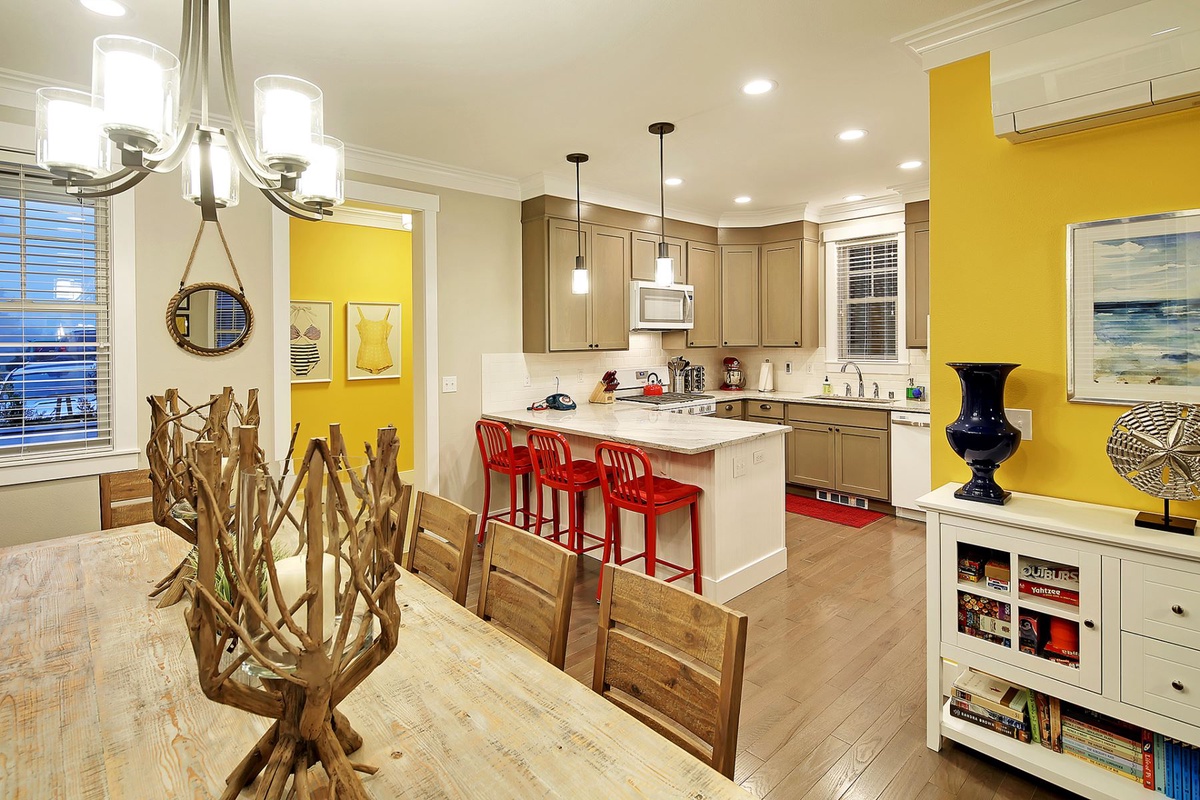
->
[577,370,584,383]
[1007,408,1033,441]
[785,361,793,374]
[807,362,814,374]
[636,370,648,382]
[733,456,747,478]
[441,376,457,393]
[523,374,531,388]
[752,450,765,465]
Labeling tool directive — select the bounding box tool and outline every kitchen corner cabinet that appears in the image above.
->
[523,217,631,353]
[905,200,929,349]
[719,245,760,347]
[760,238,819,348]
[786,405,889,501]
[632,231,686,284]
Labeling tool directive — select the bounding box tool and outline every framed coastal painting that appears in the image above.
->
[1068,209,1200,405]
[346,302,401,380]
[289,300,333,384]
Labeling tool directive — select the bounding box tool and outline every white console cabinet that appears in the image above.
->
[922,483,1200,800]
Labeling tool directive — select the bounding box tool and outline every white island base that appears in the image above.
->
[485,407,788,604]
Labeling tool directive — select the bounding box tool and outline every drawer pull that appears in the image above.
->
[1173,680,1185,692]
[760,404,771,410]
[1173,604,1185,616]
[1083,619,1095,629]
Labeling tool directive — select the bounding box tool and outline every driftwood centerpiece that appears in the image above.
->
[185,424,410,800]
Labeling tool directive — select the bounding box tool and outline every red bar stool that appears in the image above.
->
[594,441,703,600]
[475,419,535,544]
[527,429,603,555]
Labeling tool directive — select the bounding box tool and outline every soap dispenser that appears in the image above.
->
[822,376,832,395]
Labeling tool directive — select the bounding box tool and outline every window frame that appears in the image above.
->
[0,146,138,487]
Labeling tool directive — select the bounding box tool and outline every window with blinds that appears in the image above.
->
[0,163,112,464]
[835,235,899,361]
[213,291,246,349]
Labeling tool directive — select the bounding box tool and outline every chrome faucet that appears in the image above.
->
[840,361,865,398]
[844,382,852,397]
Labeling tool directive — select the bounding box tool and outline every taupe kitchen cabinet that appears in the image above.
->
[523,217,632,352]
[719,245,759,346]
[760,238,820,347]
[660,241,721,349]
[715,400,745,420]
[631,231,686,284]
[905,200,929,349]
[786,404,890,501]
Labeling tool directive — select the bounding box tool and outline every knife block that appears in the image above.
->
[588,381,615,404]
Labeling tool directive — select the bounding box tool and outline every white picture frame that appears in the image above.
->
[289,300,333,384]
[346,302,401,381]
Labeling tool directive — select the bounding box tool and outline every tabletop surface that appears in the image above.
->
[0,524,751,799]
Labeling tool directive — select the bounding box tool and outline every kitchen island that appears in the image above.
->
[484,405,787,603]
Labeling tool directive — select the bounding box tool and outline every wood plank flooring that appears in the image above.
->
[463,511,1083,800]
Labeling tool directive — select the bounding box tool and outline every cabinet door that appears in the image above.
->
[835,425,889,501]
[632,231,685,284]
[589,224,632,351]
[906,217,929,349]
[720,245,760,346]
[548,218,591,351]
[760,240,802,347]
[685,242,720,348]
[788,422,836,489]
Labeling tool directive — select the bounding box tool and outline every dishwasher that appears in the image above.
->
[890,410,931,520]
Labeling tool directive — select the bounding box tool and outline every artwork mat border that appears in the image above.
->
[289,300,334,385]
[346,301,402,381]
[1066,207,1200,406]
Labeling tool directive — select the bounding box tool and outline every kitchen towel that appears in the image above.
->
[758,360,774,392]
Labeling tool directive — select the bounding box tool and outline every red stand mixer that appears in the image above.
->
[720,356,745,391]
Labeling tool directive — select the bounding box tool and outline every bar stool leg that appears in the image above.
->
[689,500,702,595]
[507,472,518,529]
[596,506,613,603]
[573,491,586,553]
[533,476,545,538]
[478,471,492,544]
[551,490,561,543]
[522,474,532,529]
[644,512,657,578]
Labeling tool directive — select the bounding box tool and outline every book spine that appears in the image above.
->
[1167,739,1175,799]
[1050,696,1063,753]
[952,688,1026,724]
[1018,578,1080,605]
[1191,745,1198,800]
[1144,728,1155,790]
[1062,736,1141,776]
[1035,692,1052,751]
[1184,742,1192,800]
[949,704,1030,742]
[1062,741,1143,782]
[1156,733,1166,794]
[1027,691,1041,745]
[1174,739,1183,800]
[1061,704,1146,742]
[1060,720,1141,759]
[951,698,1029,730]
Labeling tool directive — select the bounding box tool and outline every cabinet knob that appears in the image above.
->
[1173,680,1185,692]
[794,341,799,345]
[724,341,728,345]
[1083,619,1095,629]
[1173,604,1185,615]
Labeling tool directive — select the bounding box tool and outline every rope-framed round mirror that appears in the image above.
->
[166,282,254,357]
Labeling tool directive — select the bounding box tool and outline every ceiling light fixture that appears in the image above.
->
[35,0,343,222]
[80,0,127,17]
[837,129,867,141]
[742,79,776,96]
[664,177,683,187]
[649,122,676,287]
[734,196,751,204]
[1152,26,1181,36]
[843,194,866,202]
[567,153,589,295]
[898,160,924,170]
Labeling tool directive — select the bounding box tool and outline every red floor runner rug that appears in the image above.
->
[785,494,886,528]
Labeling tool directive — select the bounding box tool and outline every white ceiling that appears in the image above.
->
[0,0,985,222]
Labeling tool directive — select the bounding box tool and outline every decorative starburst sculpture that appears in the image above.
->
[1107,402,1200,534]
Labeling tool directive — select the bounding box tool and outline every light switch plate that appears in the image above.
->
[785,361,793,374]
[442,376,457,393]
[1006,407,1032,440]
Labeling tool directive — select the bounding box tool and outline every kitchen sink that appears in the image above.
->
[802,395,895,404]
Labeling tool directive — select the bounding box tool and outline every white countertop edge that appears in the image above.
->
[711,389,932,413]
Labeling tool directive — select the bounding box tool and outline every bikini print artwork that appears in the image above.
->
[289,301,332,383]
[346,302,402,380]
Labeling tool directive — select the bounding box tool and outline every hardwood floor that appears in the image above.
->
[463,510,1083,800]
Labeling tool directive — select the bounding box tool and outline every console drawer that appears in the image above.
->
[1121,632,1200,729]
[1122,561,1200,652]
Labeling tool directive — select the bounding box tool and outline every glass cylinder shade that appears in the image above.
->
[254,75,323,173]
[35,88,109,178]
[655,256,675,287]
[182,132,240,209]
[295,136,344,206]
[571,256,589,295]
[92,35,180,153]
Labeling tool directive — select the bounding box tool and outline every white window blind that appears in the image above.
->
[214,291,246,349]
[835,235,899,362]
[0,162,112,464]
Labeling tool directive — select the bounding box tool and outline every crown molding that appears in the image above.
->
[817,193,905,224]
[717,203,814,228]
[886,179,930,204]
[524,170,721,227]
[894,0,1145,71]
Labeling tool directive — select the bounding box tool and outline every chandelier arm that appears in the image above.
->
[222,128,280,190]
[216,0,280,184]
[147,124,199,174]
[257,186,327,222]
[54,166,139,189]
[64,170,151,198]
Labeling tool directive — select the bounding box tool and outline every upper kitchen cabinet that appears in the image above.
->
[760,232,819,347]
[719,244,760,347]
[905,200,929,349]
[632,231,686,284]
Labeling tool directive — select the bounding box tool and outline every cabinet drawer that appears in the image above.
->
[1121,632,1200,728]
[715,401,744,419]
[748,401,784,420]
[1122,562,1200,652]
[785,403,888,430]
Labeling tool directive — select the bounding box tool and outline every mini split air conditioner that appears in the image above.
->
[991,0,1200,142]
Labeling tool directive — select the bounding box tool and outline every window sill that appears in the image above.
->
[825,361,912,376]
[0,448,140,488]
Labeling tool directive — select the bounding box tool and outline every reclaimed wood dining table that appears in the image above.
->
[0,522,752,799]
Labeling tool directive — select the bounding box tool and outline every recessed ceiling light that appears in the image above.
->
[80,0,127,16]
[837,129,867,141]
[898,160,924,170]
[843,194,866,202]
[1152,26,1181,36]
[742,79,776,96]
[664,177,683,186]
[734,196,752,204]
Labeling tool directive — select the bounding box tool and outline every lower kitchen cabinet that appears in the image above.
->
[788,422,836,489]
[786,404,890,501]
[835,426,889,499]
[715,400,745,420]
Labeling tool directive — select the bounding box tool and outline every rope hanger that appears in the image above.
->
[178,219,246,295]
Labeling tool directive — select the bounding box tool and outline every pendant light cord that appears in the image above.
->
[576,159,582,259]
[659,131,665,245]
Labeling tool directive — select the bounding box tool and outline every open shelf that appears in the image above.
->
[956,580,1011,604]
[1018,593,1080,621]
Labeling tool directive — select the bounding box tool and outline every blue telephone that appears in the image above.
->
[529,378,577,411]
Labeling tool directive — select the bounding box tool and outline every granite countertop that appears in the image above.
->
[709,389,932,414]
[483,405,787,455]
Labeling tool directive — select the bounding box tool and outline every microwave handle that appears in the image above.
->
[684,290,694,322]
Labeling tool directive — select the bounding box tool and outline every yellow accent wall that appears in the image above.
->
[290,219,414,471]
[929,54,1200,515]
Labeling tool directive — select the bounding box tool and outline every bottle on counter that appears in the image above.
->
[822,376,832,395]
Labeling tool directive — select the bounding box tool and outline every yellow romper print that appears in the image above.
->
[355,307,393,374]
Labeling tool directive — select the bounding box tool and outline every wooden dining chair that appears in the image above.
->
[99,469,155,530]
[593,563,749,779]
[477,520,577,669]
[403,491,478,606]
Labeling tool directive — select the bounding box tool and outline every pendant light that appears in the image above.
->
[649,122,676,287]
[567,153,589,295]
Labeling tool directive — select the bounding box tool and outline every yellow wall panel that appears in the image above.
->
[929,53,1200,515]
[289,219,414,471]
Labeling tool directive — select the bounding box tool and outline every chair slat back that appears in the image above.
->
[476,419,516,467]
[403,491,477,606]
[596,441,654,510]
[527,429,575,488]
[477,520,577,668]
[593,564,748,779]
[100,469,154,530]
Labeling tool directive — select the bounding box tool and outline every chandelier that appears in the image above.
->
[34,0,344,221]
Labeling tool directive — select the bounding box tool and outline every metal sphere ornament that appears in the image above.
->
[1107,401,1200,535]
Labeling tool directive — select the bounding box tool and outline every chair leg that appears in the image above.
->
[477,471,491,544]
[644,512,657,578]
[596,505,613,603]
[551,489,561,542]
[507,472,518,528]
[533,477,545,539]
[574,491,586,553]
[522,474,532,529]
[690,500,702,595]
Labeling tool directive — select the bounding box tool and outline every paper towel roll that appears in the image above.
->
[758,361,774,392]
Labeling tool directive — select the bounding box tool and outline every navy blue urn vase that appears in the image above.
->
[945,363,1022,505]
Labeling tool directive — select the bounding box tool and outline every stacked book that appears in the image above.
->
[1059,701,1146,784]
[1155,735,1200,798]
[950,670,1031,743]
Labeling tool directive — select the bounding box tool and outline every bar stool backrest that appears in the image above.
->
[476,419,517,470]
[595,441,655,512]
[527,429,575,488]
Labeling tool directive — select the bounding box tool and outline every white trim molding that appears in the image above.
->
[718,203,816,228]
[818,194,905,224]
[522,171,721,227]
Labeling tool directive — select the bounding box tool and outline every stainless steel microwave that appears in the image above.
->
[629,281,695,331]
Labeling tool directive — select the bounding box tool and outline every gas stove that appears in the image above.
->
[616,392,716,415]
